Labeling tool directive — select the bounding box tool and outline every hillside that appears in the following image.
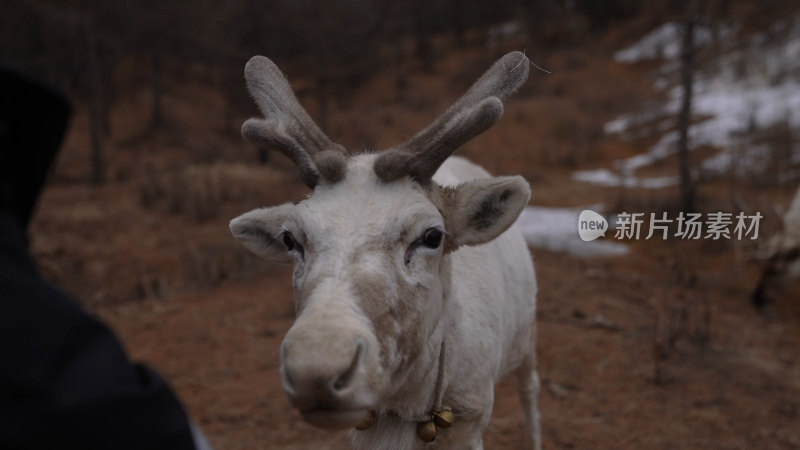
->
[25,11,800,450]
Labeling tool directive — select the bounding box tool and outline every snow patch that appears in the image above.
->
[614,21,737,63]
[516,206,629,258]
[572,169,678,189]
[578,15,800,188]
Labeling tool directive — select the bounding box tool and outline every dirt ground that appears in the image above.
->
[89,242,800,450]
[28,31,800,449]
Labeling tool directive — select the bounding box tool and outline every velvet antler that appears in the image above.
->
[241,56,347,188]
[374,51,530,184]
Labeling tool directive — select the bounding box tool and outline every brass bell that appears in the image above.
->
[355,410,376,430]
[432,410,455,428]
[417,421,437,442]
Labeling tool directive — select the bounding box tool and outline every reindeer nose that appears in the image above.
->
[280,337,366,409]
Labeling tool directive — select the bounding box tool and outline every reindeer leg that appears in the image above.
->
[516,349,541,450]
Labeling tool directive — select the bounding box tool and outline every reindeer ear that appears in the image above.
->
[230,203,295,263]
[438,176,530,251]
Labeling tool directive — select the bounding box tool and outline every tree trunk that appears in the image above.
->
[414,1,434,72]
[677,7,697,213]
[317,75,329,135]
[101,78,112,138]
[86,24,105,185]
[452,0,466,47]
[150,53,164,132]
[257,147,270,165]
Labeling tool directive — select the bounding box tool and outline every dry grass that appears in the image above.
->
[25,25,800,449]
[139,163,293,221]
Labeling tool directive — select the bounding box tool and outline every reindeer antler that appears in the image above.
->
[374,51,530,184]
[241,56,347,188]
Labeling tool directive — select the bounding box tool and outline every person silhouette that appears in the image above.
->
[0,67,211,450]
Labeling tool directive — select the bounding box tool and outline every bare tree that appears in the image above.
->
[677,1,698,212]
[85,22,105,185]
[414,0,435,72]
[149,53,165,132]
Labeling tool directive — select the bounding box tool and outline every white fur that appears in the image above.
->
[754,185,800,307]
[350,156,539,450]
[232,154,539,449]
[230,50,540,449]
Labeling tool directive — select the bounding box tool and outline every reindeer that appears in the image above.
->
[230,52,540,450]
[752,186,800,311]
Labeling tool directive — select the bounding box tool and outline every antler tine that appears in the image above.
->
[241,56,347,188]
[374,51,530,184]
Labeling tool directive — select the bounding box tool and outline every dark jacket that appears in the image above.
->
[0,68,197,450]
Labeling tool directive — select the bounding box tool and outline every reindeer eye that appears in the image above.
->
[282,232,296,251]
[422,228,443,249]
[282,231,305,258]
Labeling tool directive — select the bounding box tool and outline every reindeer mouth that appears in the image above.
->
[299,407,371,430]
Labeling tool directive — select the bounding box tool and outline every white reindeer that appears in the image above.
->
[230,52,540,450]
[752,185,800,310]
